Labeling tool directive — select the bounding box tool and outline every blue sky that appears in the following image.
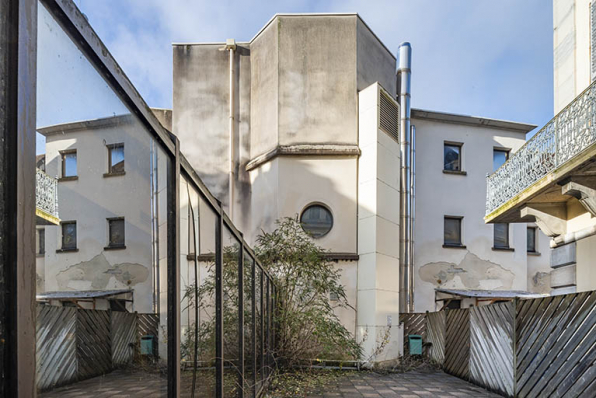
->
[74,0,554,134]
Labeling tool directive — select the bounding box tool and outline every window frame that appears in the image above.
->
[105,217,125,250]
[59,221,77,252]
[59,149,78,180]
[493,147,510,172]
[443,215,465,248]
[492,223,513,251]
[300,202,334,239]
[443,141,466,175]
[105,142,125,177]
[36,228,45,256]
[527,226,539,254]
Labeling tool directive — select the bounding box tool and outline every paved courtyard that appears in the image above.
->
[41,369,501,397]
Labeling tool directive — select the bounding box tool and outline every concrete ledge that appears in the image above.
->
[246,144,361,171]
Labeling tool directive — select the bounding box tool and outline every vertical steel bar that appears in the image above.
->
[215,206,224,398]
[167,138,181,397]
[266,278,271,378]
[260,268,265,384]
[238,240,245,397]
[0,0,37,396]
[252,260,257,398]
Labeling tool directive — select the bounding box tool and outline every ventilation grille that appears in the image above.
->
[379,90,399,142]
[592,2,596,81]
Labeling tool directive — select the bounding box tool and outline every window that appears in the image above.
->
[493,148,509,172]
[330,291,339,302]
[493,223,510,249]
[61,221,77,250]
[444,142,462,172]
[60,149,77,178]
[107,217,125,248]
[107,143,124,174]
[300,204,333,238]
[36,228,45,256]
[445,299,462,310]
[444,216,463,247]
[527,227,537,253]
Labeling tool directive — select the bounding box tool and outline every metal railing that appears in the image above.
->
[486,80,596,215]
[36,168,59,220]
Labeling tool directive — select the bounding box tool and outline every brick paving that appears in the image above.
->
[40,369,502,397]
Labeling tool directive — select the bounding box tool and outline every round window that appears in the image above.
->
[300,204,333,238]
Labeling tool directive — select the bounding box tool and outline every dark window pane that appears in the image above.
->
[494,223,509,248]
[444,145,460,171]
[300,204,333,238]
[444,218,461,246]
[493,149,508,172]
[37,229,45,255]
[109,218,125,247]
[527,227,536,252]
[62,222,76,249]
[63,152,77,177]
[109,144,124,173]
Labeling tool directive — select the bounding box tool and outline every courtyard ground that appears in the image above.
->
[40,369,501,397]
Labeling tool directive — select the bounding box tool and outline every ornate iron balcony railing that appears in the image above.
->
[486,81,596,216]
[36,168,59,224]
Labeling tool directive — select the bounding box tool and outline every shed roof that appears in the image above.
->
[436,288,548,299]
[37,289,133,300]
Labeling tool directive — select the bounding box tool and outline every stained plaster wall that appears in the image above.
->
[412,117,552,312]
[41,118,166,314]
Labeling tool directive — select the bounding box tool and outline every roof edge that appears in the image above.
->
[412,108,537,134]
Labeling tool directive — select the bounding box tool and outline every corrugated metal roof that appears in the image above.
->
[435,288,548,299]
[37,289,133,300]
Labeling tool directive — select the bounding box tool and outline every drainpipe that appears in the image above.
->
[222,39,237,220]
[397,42,413,313]
[409,125,416,313]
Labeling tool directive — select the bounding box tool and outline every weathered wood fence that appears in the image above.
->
[36,305,159,392]
[402,291,596,397]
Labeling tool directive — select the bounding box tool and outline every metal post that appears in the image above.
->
[238,241,244,397]
[260,269,265,384]
[266,278,271,377]
[0,0,37,396]
[251,260,257,398]
[167,138,181,397]
[215,206,224,398]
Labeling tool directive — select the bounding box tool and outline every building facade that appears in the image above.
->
[173,13,550,361]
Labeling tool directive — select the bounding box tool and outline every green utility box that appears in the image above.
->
[141,335,155,356]
[408,335,423,355]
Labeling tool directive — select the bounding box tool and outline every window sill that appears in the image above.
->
[527,251,541,256]
[36,253,45,258]
[443,170,467,176]
[104,245,126,251]
[443,244,467,249]
[103,171,126,178]
[492,247,514,252]
[56,248,78,253]
[58,176,78,182]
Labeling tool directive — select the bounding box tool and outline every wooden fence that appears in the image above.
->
[36,305,159,392]
[401,290,596,397]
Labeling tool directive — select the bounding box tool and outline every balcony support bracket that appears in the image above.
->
[562,181,596,217]
[520,204,567,237]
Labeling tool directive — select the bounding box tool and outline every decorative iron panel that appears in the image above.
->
[444,308,470,380]
[76,310,112,379]
[426,311,446,365]
[469,302,514,397]
[592,2,596,82]
[379,89,399,142]
[36,168,59,219]
[36,305,78,391]
[400,313,426,355]
[486,80,596,215]
[515,292,596,398]
[111,311,137,366]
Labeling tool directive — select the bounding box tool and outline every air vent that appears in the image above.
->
[592,2,596,81]
[379,89,399,142]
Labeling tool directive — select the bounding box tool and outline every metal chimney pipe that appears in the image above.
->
[397,42,413,313]
[409,125,416,313]
[223,39,237,220]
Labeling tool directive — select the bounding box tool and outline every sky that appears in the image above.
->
[74,0,554,135]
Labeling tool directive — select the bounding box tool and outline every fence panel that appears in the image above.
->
[470,302,514,397]
[516,292,596,398]
[76,309,112,379]
[444,308,470,380]
[400,313,426,355]
[36,306,78,391]
[112,311,137,366]
[137,313,159,347]
[426,311,446,364]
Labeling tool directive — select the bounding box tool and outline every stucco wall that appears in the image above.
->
[412,117,550,312]
[356,19,396,97]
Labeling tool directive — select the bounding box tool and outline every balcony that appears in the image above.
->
[36,168,59,225]
[485,80,596,232]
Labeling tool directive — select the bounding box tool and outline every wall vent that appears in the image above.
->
[379,89,399,142]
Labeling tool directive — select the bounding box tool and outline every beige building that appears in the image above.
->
[172,13,550,362]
